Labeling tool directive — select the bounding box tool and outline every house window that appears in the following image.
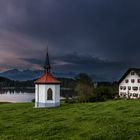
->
[120,93,123,96]
[120,86,126,90]
[123,93,126,97]
[120,92,126,97]
[131,71,135,75]
[133,93,138,97]
[47,88,53,100]
[128,86,131,90]
[123,86,126,90]
[131,79,135,83]
[125,79,129,83]
[138,79,140,83]
[133,87,138,91]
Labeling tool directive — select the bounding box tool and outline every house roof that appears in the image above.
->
[35,72,61,84]
[118,68,140,84]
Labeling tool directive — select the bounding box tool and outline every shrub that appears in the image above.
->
[64,97,77,104]
[75,83,93,102]
[31,99,35,103]
[75,73,93,103]
[90,87,117,102]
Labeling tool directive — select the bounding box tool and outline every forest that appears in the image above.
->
[0,74,118,101]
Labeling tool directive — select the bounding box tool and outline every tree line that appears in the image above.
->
[0,74,118,101]
[70,73,118,102]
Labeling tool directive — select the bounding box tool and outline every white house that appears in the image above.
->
[119,68,140,99]
[34,49,61,108]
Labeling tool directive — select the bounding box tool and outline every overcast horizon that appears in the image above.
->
[0,0,140,81]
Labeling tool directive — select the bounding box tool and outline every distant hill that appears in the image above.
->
[0,76,11,82]
[0,69,107,81]
[0,69,76,81]
[0,69,42,81]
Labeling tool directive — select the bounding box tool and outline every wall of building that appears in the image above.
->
[35,84,60,107]
[55,85,60,103]
[119,71,140,99]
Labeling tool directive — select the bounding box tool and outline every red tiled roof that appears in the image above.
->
[35,72,61,84]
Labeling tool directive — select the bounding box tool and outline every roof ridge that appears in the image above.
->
[118,68,140,84]
[35,72,61,84]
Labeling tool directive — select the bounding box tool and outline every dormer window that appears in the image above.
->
[131,71,135,75]
[131,79,135,83]
[125,79,129,83]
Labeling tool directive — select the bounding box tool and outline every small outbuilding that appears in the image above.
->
[34,49,61,108]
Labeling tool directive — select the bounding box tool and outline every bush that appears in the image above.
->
[64,97,77,104]
[75,83,93,102]
[90,87,117,102]
[31,99,35,103]
[75,73,93,103]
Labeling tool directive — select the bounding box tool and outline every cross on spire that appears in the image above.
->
[44,46,51,73]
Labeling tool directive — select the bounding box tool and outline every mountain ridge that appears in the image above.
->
[0,69,107,81]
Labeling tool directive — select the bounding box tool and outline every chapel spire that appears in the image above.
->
[44,47,51,73]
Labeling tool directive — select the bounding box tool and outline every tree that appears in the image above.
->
[75,73,93,85]
[75,73,93,102]
[91,86,117,102]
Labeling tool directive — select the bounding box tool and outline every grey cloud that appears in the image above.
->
[0,0,140,80]
[22,53,132,81]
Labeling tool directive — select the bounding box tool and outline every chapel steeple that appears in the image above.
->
[35,45,61,108]
[44,47,51,73]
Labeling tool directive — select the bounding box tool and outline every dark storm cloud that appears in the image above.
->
[0,0,140,80]
[22,52,133,81]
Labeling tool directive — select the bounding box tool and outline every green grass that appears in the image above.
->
[0,100,140,140]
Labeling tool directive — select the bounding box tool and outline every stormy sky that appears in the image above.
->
[0,0,140,81]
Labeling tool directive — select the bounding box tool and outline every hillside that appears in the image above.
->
[0,69,107,81]
[0,76,11,82]
[0,100,140,140]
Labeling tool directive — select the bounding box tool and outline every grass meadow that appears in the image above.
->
[0,100,140,140]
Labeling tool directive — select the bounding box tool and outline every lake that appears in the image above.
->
[0,92,35,103]
[0,92,66,103]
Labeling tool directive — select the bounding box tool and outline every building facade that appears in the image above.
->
[119,68,140,99]
[34,49,61,108]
